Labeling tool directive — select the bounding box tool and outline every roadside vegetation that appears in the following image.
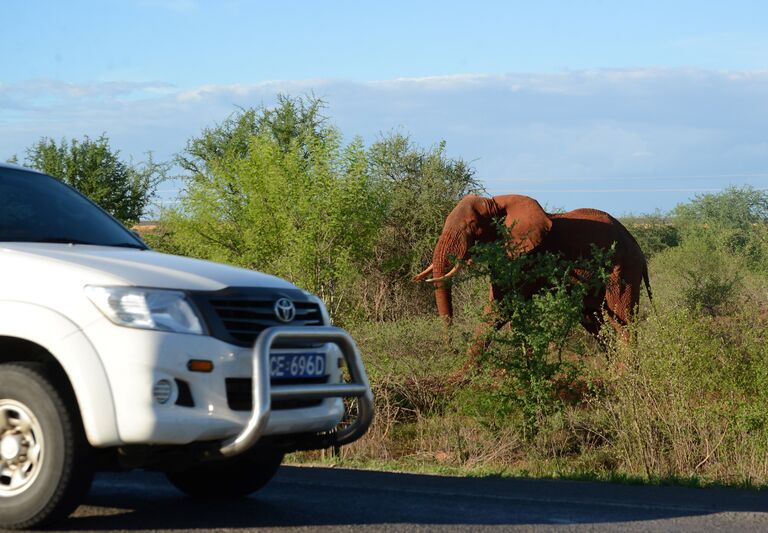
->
[340,187,768,487]
[13,96,768,487]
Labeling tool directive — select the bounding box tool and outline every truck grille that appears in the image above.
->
[210,299,322,345]
[188,287,325,347]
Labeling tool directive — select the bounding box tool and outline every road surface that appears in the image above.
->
[47,466,768,532]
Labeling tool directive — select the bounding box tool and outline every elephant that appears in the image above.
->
[412,194,651,351]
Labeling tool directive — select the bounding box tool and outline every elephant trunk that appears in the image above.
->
[434,285,453,323]
[431,227,470,324]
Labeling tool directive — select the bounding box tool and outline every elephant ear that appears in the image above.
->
[494,194,553,253]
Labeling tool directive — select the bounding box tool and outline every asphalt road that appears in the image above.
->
[44,466,768,532]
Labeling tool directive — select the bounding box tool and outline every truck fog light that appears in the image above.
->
[152,379,173,404]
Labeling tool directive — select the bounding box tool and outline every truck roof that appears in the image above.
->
[0,162,46,174]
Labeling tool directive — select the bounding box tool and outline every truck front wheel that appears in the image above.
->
[166,451,284,500]
[0,364,94,529]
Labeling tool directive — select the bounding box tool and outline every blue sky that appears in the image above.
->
[2,0,768,215]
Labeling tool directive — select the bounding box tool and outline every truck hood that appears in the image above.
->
[0,243,297,292]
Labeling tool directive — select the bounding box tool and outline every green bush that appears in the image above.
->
[621,213,680,259]
[673,186,768,271]
[355,133,481,321]
[154,98,479,323]
[463,225,613,436]
[331,301,768,485]
[160,97,384,322]
[650,234,744,316]
[598,308,768,483]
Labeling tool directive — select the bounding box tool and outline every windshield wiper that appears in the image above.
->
[34,237,97,245]
[109,242,147,249]
[32,238,145,249]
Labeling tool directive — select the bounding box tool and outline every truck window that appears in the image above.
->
[0,168,146,249]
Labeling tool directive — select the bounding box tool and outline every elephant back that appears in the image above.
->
[548,209,643,263]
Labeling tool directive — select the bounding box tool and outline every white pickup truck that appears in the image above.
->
[0,163,374,529]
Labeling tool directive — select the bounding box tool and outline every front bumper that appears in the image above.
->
[210,326,373,459]
[84,319,373,449]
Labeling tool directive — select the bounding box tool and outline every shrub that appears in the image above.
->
[673,186,768,271]
[357,133,481,321]
[155,99,480,323]
[600,308,768,483]
[464,224,613,436]
[650,234,744,316]
[621,212,680,259]
[160,97,384,322]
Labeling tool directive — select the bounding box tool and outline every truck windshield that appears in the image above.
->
[0,167,148,249]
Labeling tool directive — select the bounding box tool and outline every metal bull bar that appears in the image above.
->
[216,326,374,459]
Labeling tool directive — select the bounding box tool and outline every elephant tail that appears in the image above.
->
[642,263,657,314]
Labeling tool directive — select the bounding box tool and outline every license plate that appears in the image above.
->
[270,353,326,379]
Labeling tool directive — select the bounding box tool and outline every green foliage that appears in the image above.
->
[673,186,768,270]
[331,300,768,486]
[163,96,384,320]
[466,223,613,436]
[177,94,326,179]
[651,234,744,316]
[621,212,680,258]
[360,133,481,320]
[21,135,165,224]
[598,308,768,482]
[157,98,478,322]
[369,133,481,276]
[674,185,768,230]
[639,186,768,316]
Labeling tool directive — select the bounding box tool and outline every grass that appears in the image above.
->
[288,278,768,491]
[287,453,768,491]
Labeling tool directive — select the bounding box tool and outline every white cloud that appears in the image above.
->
[0,80,174,101]
[3,69,768,214]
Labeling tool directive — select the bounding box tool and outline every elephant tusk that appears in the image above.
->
[426,263,462,283]
[411,263,434,282]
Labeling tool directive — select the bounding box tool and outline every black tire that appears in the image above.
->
[166,451,284,500]
[0,364,94,529]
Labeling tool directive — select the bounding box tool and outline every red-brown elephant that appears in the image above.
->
[413,194,651,345]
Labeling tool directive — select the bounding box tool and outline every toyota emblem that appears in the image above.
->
[273,298,296,323]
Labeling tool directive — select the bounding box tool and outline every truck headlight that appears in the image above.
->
[85,286,205,335]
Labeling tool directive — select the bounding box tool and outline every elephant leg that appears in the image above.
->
[581,281,606,340]
[603,265,642,342]
[581,309,604,338]
[604,310,630,342]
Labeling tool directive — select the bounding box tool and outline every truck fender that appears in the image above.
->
[0,302,121,447]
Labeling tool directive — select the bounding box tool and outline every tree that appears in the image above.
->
[360,132,482,319]
[467,225,613,436]
[674,186,768,230]
[21,135,165,224]
[162,96,384,321]
[177,94,326,181]
[156,96,481,322]
[673,186,768,271]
